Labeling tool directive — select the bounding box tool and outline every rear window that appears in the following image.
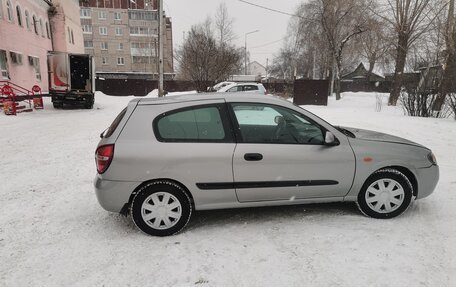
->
[103,107,127,138]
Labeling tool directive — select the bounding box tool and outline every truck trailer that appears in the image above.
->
[48,52,95,109]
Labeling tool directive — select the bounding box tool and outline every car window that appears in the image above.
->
[155,105,231,142]
[103,107,127,138]
[231,103,324,144]
[227,86,242,92]
[243,85,258,91]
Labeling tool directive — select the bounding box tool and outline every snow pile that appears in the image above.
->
[0,92,455,286]
[145,89,159,98]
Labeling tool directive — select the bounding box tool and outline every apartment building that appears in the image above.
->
[79,0,174,79]
[0,0,83,92]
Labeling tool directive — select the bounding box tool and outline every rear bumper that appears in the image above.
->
[94,175,139,213]
[416,165,439,199]
[51,92,94,103]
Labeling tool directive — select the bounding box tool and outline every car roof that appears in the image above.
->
[134,92,290,107]
[227,82,262,86]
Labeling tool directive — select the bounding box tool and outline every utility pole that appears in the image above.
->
[244,30,259,75]
[158,0,164,97]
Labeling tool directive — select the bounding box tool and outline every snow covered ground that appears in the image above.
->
[1,92,455,286]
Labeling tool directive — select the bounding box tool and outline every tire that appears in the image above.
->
[357,169,413,219]
[84,97,94,109]
[131,181,192,236]
[85,102,94,109]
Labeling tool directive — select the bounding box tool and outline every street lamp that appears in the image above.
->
[245,30,259,75]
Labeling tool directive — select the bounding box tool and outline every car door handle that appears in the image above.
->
[244,153,263,161]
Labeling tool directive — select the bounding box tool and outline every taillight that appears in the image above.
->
[96,144,114,174]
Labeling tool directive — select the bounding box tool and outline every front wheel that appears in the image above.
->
[357,169,413,219]
[131,181,192,236]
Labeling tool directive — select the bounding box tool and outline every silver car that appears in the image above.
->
[94,93,439,236]
[217,82,267,94]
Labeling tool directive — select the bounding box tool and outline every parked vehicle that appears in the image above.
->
[217,82,267,94]
[48,52,95,109]
[208,81,236,92]
[94,93,439,236]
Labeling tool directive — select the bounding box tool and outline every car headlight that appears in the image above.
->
[427,152,437,165]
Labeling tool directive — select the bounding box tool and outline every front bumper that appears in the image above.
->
[416,164,439,199]
[94,175,139,212]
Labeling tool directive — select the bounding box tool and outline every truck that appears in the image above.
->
[48,52,95,109]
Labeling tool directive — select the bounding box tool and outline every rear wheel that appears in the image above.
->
[357,169,413,219]
[131,181,192,236]
[85,101,94,109]
[84,96,94,109]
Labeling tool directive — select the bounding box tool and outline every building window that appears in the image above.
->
[80,8,91,18]
[99,27,107,35]
[128,10,156,21]
[131,42,155,57]
[132,56,152,64]
[71,30,74,44]
[114,12,121,20]
[32,15,38,34]
[84,40,93,48]
[117,43,123,50]
[39,19,44,37]
[115,27,122,36]
[28,56,41,81]
[129,27,152,36]
[16,5,22,26]
[101,42,108,50]
[67,27,71,42]
[98,11,106,20]
[9,51,23,65]
[6,0,13,22]
[102,57,108,65]
[46,22,50,38]
[117,57,124,65]
[25,10,30,30]
[82,24,92,34]
[0,50,9,79]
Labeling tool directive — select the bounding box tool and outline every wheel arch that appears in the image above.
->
[122,178,195,215]
[374,165,418,196]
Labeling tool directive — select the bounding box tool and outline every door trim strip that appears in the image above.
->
[196,180,338,190]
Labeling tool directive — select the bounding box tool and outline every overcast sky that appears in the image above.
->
[164,0,303,69]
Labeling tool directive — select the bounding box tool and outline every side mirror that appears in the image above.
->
[325,131,339,146]
[274,115,284,124]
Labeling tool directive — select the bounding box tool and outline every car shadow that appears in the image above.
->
[104,202,361,236]
[185,202,360,232]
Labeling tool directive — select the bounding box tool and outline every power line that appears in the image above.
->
[238,0,300,18]
[238,0,316,22]
[250,38,286,49]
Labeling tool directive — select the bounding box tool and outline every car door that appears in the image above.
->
[229,102,356,202]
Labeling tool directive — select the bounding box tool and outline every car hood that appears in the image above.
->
[342,127,426,149]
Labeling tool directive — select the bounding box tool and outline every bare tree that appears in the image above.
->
[375,0,436,105]
[215,2,235,45]
[437,0,456,113]
[273,0,366,91]
[360,15,390,81]
[175,21,242,91]
[318,0,367,100]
